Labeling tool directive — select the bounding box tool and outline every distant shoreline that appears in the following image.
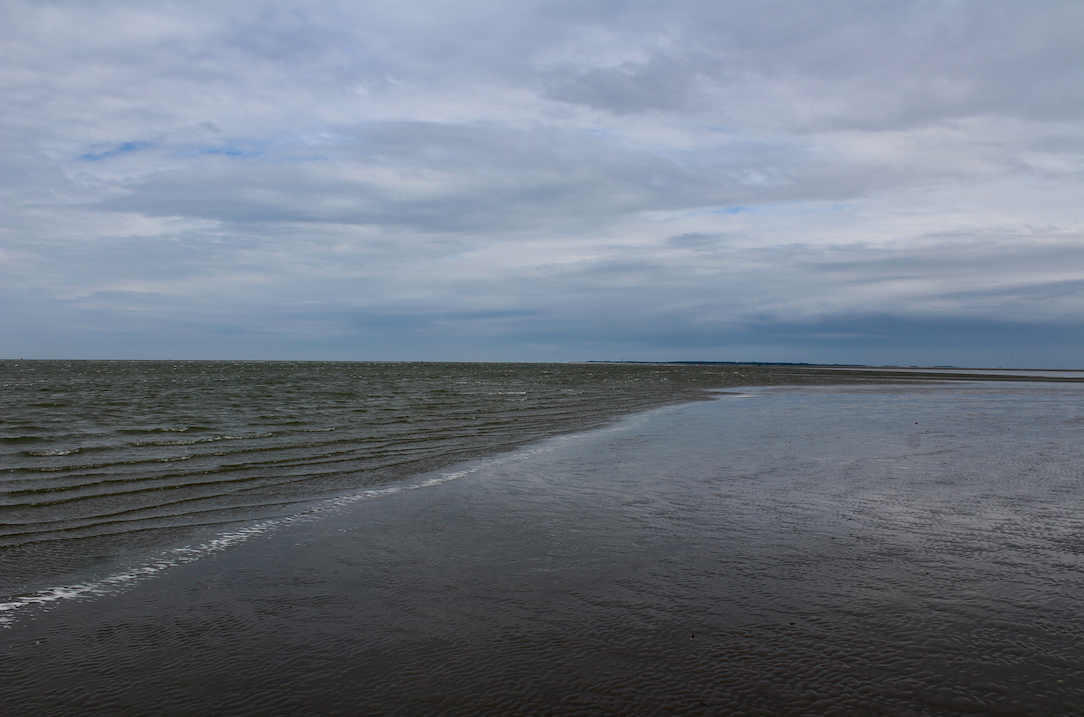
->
[583,361,1084,381]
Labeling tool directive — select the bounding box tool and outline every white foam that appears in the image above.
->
[0,413,653,628]
[0,442,556,628]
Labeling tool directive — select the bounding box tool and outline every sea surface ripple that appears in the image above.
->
[2,359,869,597]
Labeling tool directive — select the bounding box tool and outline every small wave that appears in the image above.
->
[23,448,81,457]
[132,432,274,447]
[118,427,203,435]
[0,443,552,628]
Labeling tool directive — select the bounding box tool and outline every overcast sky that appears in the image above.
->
[3,1,1082,366]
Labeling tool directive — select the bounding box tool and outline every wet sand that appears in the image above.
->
[3,383,1084,715]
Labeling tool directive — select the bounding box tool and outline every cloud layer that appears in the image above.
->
[3,0,1083,365]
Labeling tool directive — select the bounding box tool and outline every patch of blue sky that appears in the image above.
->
[655,198,858,221]
[644,206,737,221]
[175,145,263,158]
[77,141,153,161]
[174,134,335,161]
[716,201,858,218]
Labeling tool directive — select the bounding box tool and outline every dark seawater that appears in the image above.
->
[2,360,893,605]
[0,361,739,597]
[3,364,1084,715]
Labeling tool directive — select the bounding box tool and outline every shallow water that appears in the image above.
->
[4,360,999,602]
[3,382,1083,715]
[0,360,785,598]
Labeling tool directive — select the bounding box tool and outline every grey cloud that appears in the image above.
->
[532,1,1084,129]
[90,120,949,234]
[666,233,738,249]
[935,278,1084,308]
[90,124,697,230]
[544,53,697,114]
[3,0,1083,364]
[723,0,1083,127]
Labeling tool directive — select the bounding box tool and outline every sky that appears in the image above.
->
[2,0,1082,367]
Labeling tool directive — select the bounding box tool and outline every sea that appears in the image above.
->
[2,361,1083,715]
